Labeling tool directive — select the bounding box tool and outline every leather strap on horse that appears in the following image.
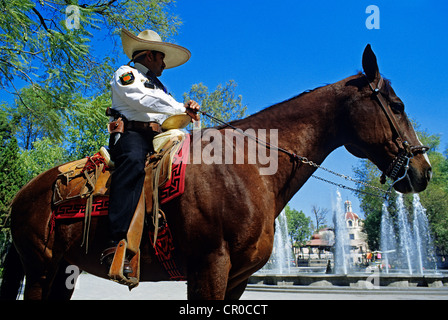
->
[107,190,145,290]
[80,154,108,252]
[150,137,184,244]
[367,77,407,149]
[199,109,393,199]
[366,75,429,186]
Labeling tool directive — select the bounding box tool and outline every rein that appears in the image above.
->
[197,71,431,199]
[197,110,391,199]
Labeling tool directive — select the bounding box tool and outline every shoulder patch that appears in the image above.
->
[119,71,135,85]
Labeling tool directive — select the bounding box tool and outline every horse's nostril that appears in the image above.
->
[426,167,433,181]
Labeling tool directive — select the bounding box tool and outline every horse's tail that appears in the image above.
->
[0,243,24,300]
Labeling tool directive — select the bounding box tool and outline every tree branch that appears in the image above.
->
[32,7,53,34]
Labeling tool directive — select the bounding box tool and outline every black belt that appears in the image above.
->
[125,121,162,133]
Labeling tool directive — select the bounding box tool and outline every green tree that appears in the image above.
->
[8,86,67,149]
[0,136,27,217]
[419,148,448,256]
[20,137,67,180]
[284,204,312,248]
[65,93,110,161]
[0,0,181,94]
[0,108,27,243]
[0,0,182,138]
[183,80,247,128]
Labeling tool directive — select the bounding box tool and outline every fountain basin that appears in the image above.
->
[248,273,448,288]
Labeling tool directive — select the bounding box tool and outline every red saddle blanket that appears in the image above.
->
[52,135,190,220]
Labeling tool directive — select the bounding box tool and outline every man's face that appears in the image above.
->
[146,51,166,77]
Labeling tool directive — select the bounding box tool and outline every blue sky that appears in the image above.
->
[149,0,447,220]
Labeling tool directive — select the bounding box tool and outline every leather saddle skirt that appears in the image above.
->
[52,133,190,220]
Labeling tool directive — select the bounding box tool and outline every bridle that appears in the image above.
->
[365,75,429,187]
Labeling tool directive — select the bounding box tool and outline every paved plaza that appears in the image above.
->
[68,273,448,300]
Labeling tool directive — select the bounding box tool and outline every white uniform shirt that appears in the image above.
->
[110,63,186,124]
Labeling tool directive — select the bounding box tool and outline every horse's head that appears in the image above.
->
[344,45,431,193]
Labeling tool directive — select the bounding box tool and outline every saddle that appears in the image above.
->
[52,117,191,289]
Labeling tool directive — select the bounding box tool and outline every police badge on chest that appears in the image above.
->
[144,79,156,89]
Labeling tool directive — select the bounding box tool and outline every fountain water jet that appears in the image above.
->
[380,192,437,274]
[262,209,293,274]
[380,203,397,274]
[333,190,352,274]
[412,194,437,273]
[396,194,414,274]
[250,192,447,287]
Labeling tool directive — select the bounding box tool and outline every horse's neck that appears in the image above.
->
[238,82,347,212]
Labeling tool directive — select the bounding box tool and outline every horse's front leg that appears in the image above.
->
[23,258,61,300]
[186,243,231,300]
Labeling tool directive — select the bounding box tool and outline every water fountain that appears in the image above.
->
[396,194,414,273]
[380,193,437,274]
[380,203,396,274]
[250,191,447,287]
[262,209,293,274]
[333,190,351,274]
[413,194,437,273]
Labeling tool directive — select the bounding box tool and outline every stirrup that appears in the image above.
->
[105,239,140,290]
[100,244,133,275]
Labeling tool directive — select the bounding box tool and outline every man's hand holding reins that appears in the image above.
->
[185,100,200,122]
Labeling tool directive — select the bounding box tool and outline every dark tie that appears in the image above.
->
[146,70,168,94]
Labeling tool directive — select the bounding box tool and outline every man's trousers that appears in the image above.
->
[108,130,156,241]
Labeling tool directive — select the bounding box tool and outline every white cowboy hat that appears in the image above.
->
[121,28,191,69]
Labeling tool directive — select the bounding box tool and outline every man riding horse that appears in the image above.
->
[0,43,432,300]
[102,29,200,274]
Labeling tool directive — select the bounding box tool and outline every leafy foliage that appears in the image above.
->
[183,80,247,128]
[0,108,27,245]
[284,204,312,248]
[354,127,448,256]
[0,0,181,136]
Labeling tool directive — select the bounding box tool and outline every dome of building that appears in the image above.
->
[344,200,359,220]
[346,211,359,221]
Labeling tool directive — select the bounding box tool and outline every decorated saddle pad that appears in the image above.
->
[52,134,190,220]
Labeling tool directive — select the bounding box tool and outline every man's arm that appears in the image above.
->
[111,66,186,115]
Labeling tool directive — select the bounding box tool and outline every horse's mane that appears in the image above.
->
[210,72,393,129]
[226,84,327,128]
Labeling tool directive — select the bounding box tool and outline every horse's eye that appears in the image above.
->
[390,101,404,114]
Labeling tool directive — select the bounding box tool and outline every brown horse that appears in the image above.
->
[0,45,431,300]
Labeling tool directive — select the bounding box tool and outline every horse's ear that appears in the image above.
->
[362,44,379,81]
